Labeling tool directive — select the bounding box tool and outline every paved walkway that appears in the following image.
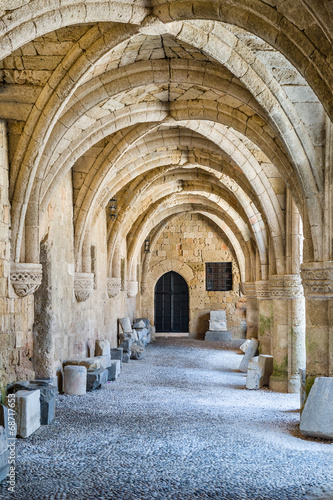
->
[1,338,333,500]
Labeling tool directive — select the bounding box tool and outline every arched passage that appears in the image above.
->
[154,271,189,333]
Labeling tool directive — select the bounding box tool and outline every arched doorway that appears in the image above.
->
[154,271,189,333]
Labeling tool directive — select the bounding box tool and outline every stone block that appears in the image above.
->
[63,358,101,372]
[258,355,273,386]
[63,365,87,396]
[205,331,232,341]
[107,360,121,381]
[130,343,146,360]
[300,377,333,439]
[94,355,111,370]
[119,317,132,333]
[95,339,110,357]
[8,382,57,425]
[209,320,227,332]
[120,338,133,351]
[246,361,263,390]
[239,339,259,373]
[133,320,146,329]
[14,390,41,438]
[86,368,108,391]
[134,318,150,327]
[240,339,251,353]
[122,352,131,363]
[210,311,227,322]
[0,426,9,483]
[111,348,123,368]
[0,404,17,438]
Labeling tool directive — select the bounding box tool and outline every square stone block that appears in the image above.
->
[13,390,41,438]
[86,368,108,391]
[0,404,17,438]
[94,355,111,370]
[210,311,226,322]
[95,339,110,357]
[300,377,333,439]
[107,360,121,381]
[120,339,132,351]
[122,352,131,363]
[239,339,259,373]
[205,331,232,341]
[119,317,132,333]
[111,348,123,368]
[9,382,57,425]
[246,362,264,390]
[258,355,273,386]
[209,320,227,332]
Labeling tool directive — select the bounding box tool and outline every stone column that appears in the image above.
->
[269,275,305,393]
[256,281,272,356]
[243,282,258,339]
[301,262,333,395]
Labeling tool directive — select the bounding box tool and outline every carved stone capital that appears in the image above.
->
[269,275,303,299]
[107,277,121,298]
[11,262,42,297]
[126,280,138,298]
[255,280,271,299]
[243,282,256,298]
[74,272,94,302]
[301,262,333,299]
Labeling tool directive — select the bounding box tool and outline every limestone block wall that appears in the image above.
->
[0,121,35,394]
[37,172,136,381]
[141,213,245,339]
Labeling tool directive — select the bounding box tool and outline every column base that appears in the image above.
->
[288,375,301,394]
[269,375,288,393]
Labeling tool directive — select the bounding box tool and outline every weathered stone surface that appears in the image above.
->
[300,368,306,408]
[95,340,110,357]
[63,358,101,372]
[122,352,131,363]
[133,320,146,329]
[63,366,87,396]
[240,339,251,353]
[205,331,232,341]
[86,368,108,391]
[0,426,9,483]
[300,377,333,439]
[258,355,273,387]
[107,360,121,381]
[94,355,111,370]
[8,381,57,425]
[119,317,132,333]
[130,343,146,360]
[120,338,133,351]
[246,361,263,390]
[239,339,259,373]
[111,348,123,368]
[14,390,41,438]
[0,404,17,439]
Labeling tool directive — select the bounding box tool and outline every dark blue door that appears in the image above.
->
[154,271,189,332]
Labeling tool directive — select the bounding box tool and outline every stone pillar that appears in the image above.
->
[269,275,305,393]
[301,262,333,395]
[243,282,258,339]
[256,280,272,356]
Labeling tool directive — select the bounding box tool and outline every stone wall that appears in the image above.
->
[0,121,34,396]
[36,172,136,382]
[141,213,245,339]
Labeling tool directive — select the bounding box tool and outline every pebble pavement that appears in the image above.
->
[1,338,333,500]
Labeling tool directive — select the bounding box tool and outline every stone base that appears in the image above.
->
[86,368,108,391]
[107,361,121,381]
[300,377,333,439]
[205,331,232,341]
[14,390,41,438]
[9,381,57,425]
[122,352,131,363]
[269,376,288,393]
[111,348,123,368]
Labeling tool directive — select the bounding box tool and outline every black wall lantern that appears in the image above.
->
[108,197,118,219]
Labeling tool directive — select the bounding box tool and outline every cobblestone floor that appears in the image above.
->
[1,338,333,500]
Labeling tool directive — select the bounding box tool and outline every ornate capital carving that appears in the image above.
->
[74,272,94,302]
[269,275,303,299]
[243,282,256,298]
[107,277,121,298]
[301,262,333,299]
[126,280,138,298]
[255,280,271,299]
[11,262,42,297]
